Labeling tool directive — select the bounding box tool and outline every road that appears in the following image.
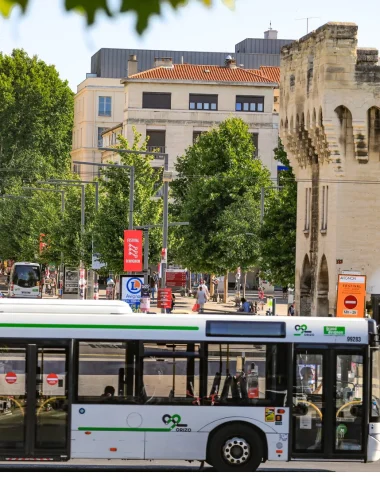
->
[0,458,379,471]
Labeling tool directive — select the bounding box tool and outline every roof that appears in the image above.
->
[249,66,280,84]
[124,64,277,85]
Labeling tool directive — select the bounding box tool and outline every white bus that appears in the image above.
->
[7,262,42,299]
[0,302,379,470]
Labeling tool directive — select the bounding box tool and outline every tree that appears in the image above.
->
[259,140,297,287]
[0,0,233,33]
[0,49,73,191]
[93,130,163,273]
[170,117,272,274]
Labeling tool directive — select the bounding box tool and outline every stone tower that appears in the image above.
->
[279,22,380,316]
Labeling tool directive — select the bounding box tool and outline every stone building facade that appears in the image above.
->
[279,22,380,316]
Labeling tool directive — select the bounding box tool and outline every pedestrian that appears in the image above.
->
[288,303,295,316]
[196,286,207,313]
[169,293,176,313]
[258,288,265,311]
[239,297,250,313]
[199,279,209,298]
[150,272,158,301]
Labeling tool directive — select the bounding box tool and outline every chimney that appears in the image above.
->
[225,55,237,69]
[128,54,138,76]
[264,21,278,40]
[154,57,173,68]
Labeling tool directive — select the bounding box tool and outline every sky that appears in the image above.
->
[0,0,378,91]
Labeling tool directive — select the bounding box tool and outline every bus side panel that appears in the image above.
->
[71,431,145,459]
[145,432,208,460]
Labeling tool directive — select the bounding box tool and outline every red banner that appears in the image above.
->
[166,270,187,287]
[124,230,143,272]
[157,288,172,309]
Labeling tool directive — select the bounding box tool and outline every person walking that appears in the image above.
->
[199,279,209,298]
[150,272,158,301]
[258,288,265,311]
[288,303,295,316]
[196,286,207,313]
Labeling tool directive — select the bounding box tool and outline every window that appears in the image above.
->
[206,343,288,406]
[236,96,264,113]
[304,187,311,232]
[142,343,200,405]
[193,131,204,144]
[189,94,218,111]
[98,96,112,116]
[147,130,166,154]
[251,133,259,157]
[321,186,328,232]
[143,92,171,109]
[13,265,40,288]
[97,127,107,147]
[371,350,380,421]
[77,341,137,403]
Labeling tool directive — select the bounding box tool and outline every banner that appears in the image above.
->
[166,270,187,287]
[158,288,172,309]
[336,274,366,318]
[63,267,79,294]
[124,230,143,272]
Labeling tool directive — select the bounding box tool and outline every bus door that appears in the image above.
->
[0,342,70,460]
[292,346,367,460]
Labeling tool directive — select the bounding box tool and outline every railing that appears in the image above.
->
[147,145,166,159]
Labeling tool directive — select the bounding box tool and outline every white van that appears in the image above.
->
[8,262,42,298]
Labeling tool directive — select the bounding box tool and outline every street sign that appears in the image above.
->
[124,230,143,272]
[166,270,187,287]
[336,274,366,318]
[5,372,17,384]
[157,288,172,309]
[46,373,58,386]
[120,275,144,312]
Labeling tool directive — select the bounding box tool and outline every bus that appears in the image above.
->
[0,302,379,470]
[7,262,42,299]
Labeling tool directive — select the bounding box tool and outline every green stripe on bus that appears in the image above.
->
[0,323,199,331]
[78,427,171,432]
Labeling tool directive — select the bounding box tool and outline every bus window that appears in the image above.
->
[13,264,40,288]
[206,344,288,406]
[77,341,135,403]
[335,354,364,451]
[371,349,380,421]
[142,343,200,405]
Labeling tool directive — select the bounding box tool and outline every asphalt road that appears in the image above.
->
[0,459,379,472]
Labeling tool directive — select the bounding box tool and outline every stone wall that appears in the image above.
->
[279,22,380,316]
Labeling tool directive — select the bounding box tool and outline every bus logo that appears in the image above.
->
[294,324,314,336]
[162,414,190,432]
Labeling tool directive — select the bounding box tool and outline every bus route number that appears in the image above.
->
[347,336,361,343]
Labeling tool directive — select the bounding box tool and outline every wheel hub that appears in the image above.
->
[222,436,250,465]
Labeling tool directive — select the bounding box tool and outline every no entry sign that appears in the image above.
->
[46,373,58,386]
[5,372,17,384]
[344,295,358,309]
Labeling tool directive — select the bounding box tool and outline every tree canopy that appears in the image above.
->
[170,117,272,274]
[259,140,297,287]
[0,0,234,33]
[0,49,74,192]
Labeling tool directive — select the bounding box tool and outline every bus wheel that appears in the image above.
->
[208,423,263,471]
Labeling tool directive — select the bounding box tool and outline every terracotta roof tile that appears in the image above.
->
[249,66,280,84]
[127,64,276,84]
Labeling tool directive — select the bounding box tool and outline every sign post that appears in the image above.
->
[336,274,366,318]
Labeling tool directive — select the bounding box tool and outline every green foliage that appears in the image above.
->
[0,0,233,33]
[259,140,297,287]
[0,49,73,190]
[170,117,272,274]
[93,130,163,273]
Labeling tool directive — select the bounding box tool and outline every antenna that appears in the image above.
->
[296,16,320,34]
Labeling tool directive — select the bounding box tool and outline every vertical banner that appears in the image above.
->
[336,274,366,318]
[124,230,143,272]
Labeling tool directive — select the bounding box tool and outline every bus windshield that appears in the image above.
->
[13,264,40,288]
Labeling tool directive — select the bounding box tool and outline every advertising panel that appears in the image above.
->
[336,274,366,318]
[121,275,144,312]
[124,230,143,272]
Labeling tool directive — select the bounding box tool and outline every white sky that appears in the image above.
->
[0,0,378,91]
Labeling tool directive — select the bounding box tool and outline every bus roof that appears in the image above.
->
[0,299,133,314]
[0,312,373,344]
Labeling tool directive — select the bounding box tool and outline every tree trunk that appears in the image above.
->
[243,271,247,298]
[223,271,228,303]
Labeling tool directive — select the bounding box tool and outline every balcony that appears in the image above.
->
[147,145,166,160]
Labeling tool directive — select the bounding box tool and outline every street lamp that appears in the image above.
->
[96,147,171,292]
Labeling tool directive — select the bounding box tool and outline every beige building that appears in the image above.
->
[120,57,279,177]
[280,22,380,316]
[71,77,124,180]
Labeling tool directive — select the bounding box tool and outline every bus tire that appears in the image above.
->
[207,423,263,471]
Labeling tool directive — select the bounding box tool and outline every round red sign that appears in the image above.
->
[344,295,358,309]
[46,373,58,386]
[5,372,17,384]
